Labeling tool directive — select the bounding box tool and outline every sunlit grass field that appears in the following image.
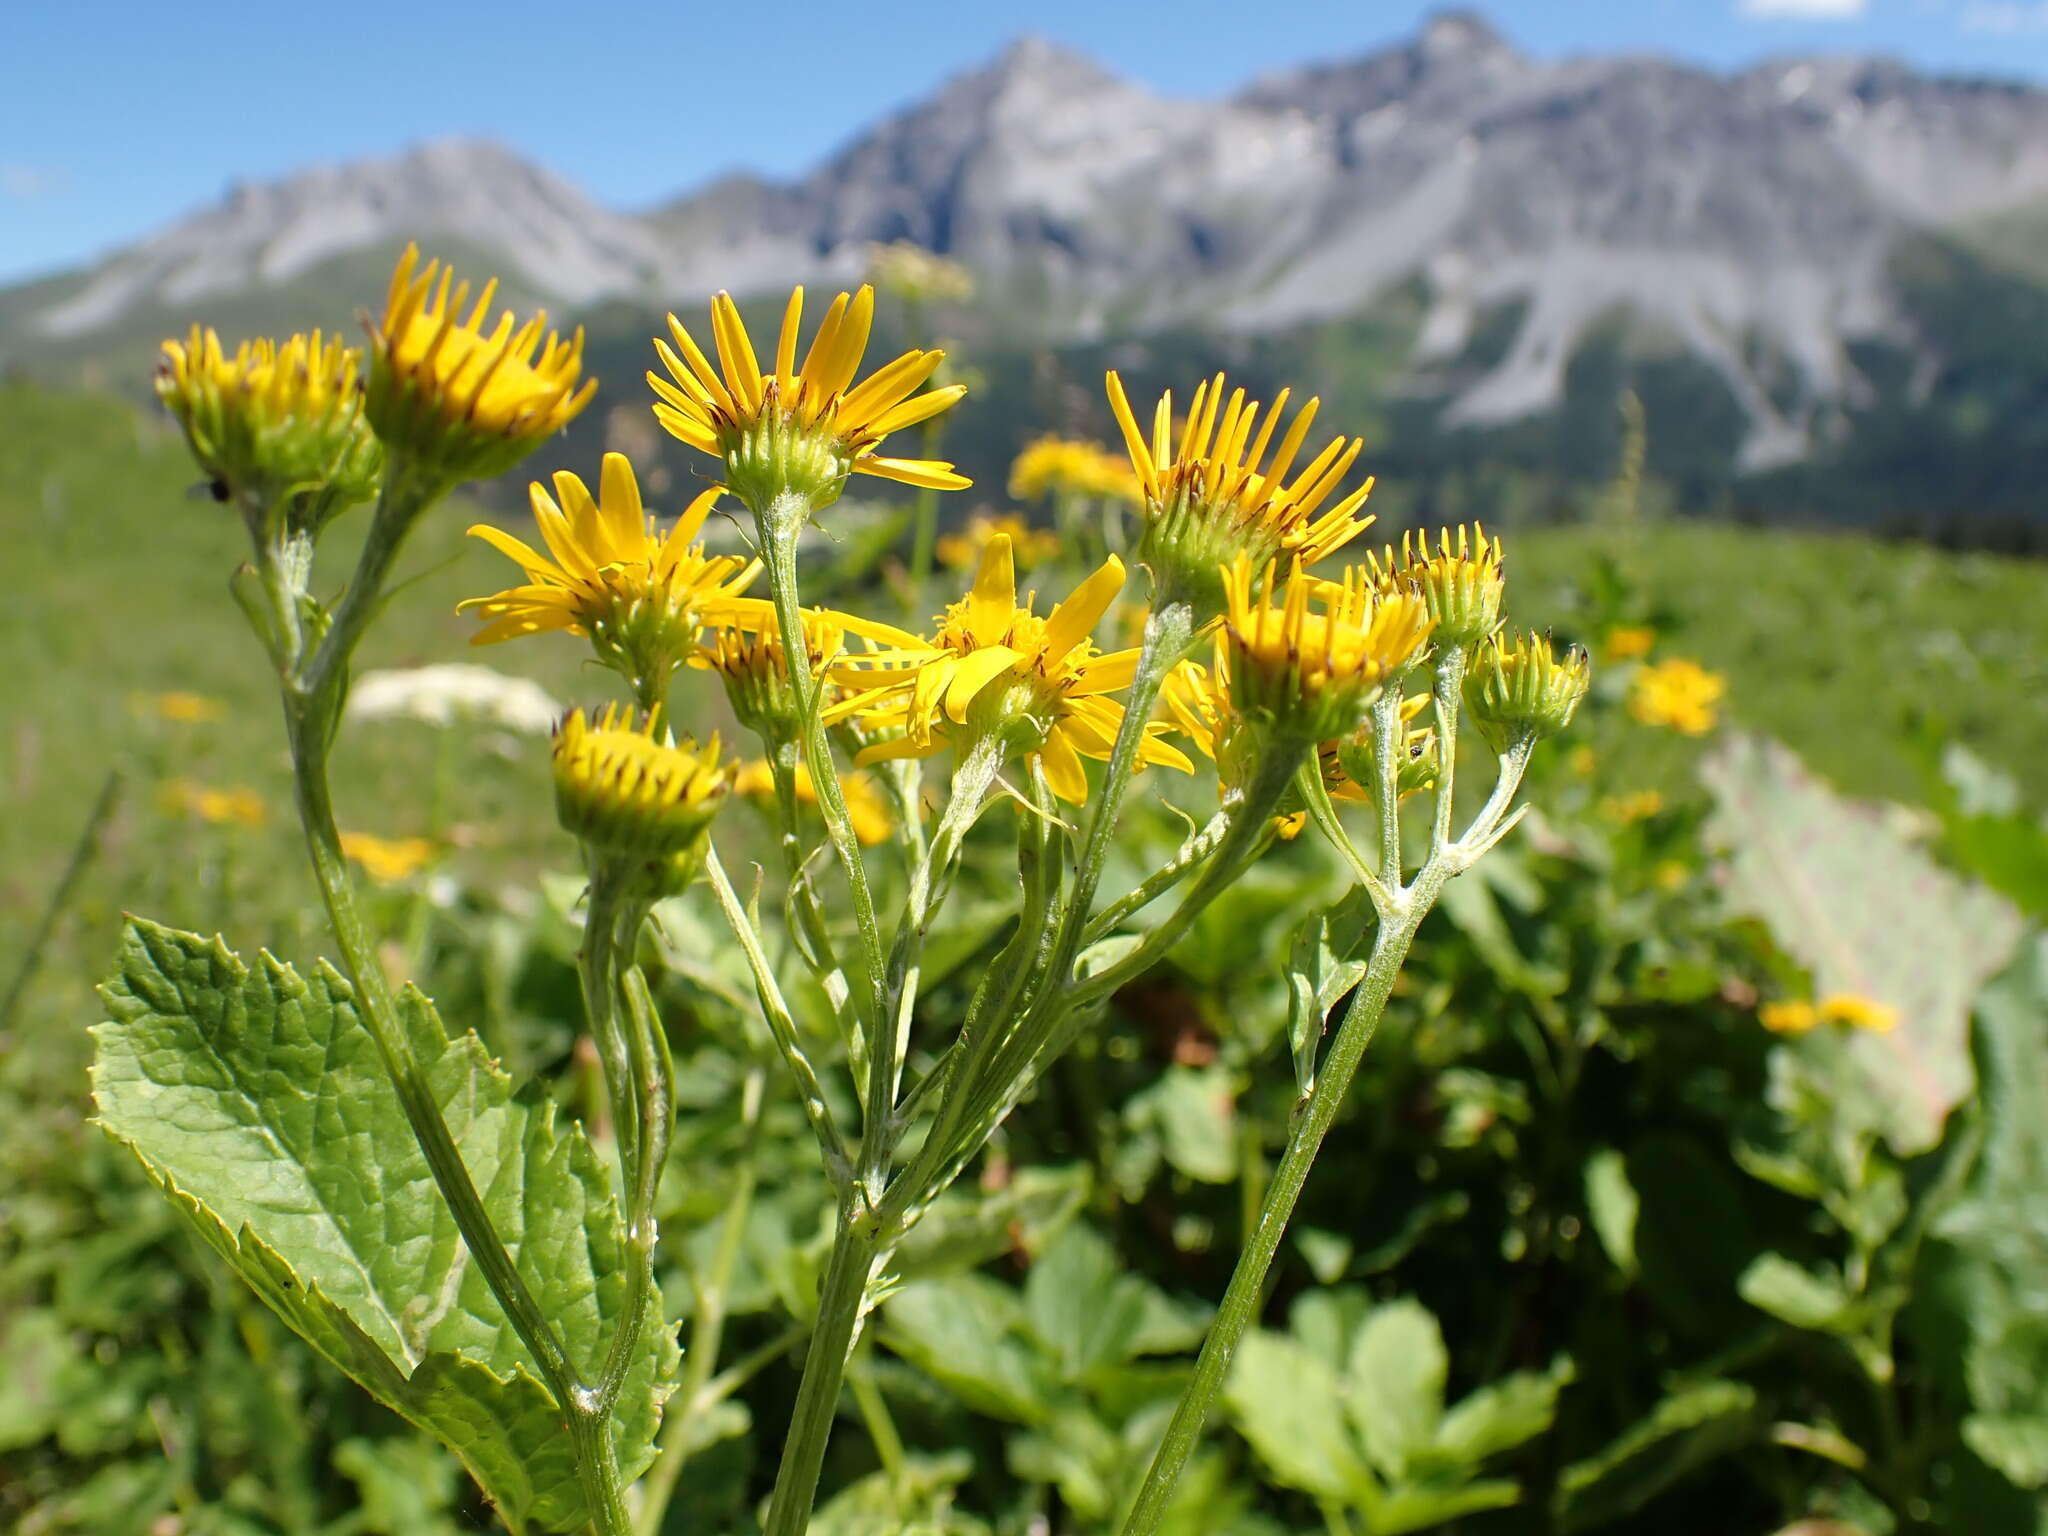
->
[4,378,2043,1027]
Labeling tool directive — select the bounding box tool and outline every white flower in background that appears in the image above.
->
[346,664,561,734]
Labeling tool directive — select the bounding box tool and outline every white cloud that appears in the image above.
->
[1961,1,2048,31]
[0,165,64,201]
[1738,0,1869,17]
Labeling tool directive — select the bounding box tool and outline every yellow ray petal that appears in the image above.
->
[1040,556,1125,663]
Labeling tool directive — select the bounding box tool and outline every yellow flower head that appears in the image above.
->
[552,705,730,866]
[1220,555,1433,744]
[1817,992,1900,1035]
[696,607,847,744]
[827,534,1191,803]
[1329,694,1439,804]
[159,779,268,828]
[366,244,596,483]
[138,691,227,724]
[938,513,1062,572]
[1629,658,1726,736]
[1107,370,1377,613]
[460,453,765,698]
[1363,524,1505,648]
[1759,999,1818,1035]
[1466,631,1592,750]
[1008,436,1142,507]
[339,831,438,884]
[649,285,969,513]
[1601,624,1657,662]
[732,757,896,845]
[156,326,381,529]
[1600,789,1667,824]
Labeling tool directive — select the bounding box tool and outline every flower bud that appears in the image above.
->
[1464,632,1590,751]
[1364,524,1505,649]
[367,245,595,485]
[552,705,729,891]
[701,610,844,748]
[156,327,381,534]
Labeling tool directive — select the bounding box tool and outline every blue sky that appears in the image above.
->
[3,0,2045,284]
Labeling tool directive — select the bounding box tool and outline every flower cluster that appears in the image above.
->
[938,513,1062,572]
[1629,657,1726,735]
[1759,993,1900,1036]
[1008,436,1142,507]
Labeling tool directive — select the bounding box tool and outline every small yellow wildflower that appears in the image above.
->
[938,513,1061,571]
[1629,658,1726,736]
[1221,555,1434,743]
[1567,744,1597,777]
[138,691,227,724]
[1328,695,1438,803]
[1817,993,1900,1035]
[366,245,595,481]
[160,780,267,828]
[1600,790,1666,824]
[1601,624,1656,661]
[1008,436,1142,506]
[697,608,848,743]
[649,285,969,508]
[339,831,438,884]
[826,534,1190,804]
[460,453,764,694]
[1653,859,1690,891]
[731,759,895,845]
[1759,1000,1818,1035]
[1106,370,1378,610]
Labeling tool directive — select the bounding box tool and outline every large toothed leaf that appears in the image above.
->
[91,919,676,1534]
[1701,733,2022,1154]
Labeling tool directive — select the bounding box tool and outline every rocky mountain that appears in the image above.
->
[11,11,2048,479]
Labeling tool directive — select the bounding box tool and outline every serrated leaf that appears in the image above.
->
[1344,1298,1448,1480]
[1739,1253,1855,1333]
[1224,1329,1371,1501]
[1702,734,2022,1153]
[1023,1225,1150,1381]
[1552,1379,1757,1531]
[92,920,674,1534]
[882,1273,1049,1424]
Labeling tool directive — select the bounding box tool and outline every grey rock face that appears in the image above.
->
[26,13,2048,466]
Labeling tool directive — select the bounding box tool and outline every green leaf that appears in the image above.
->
[1368,1479,1523,1535]
[1432,1357,1575,1467]
[1702,733,2023,1153]
[883,1273,1049,1423]
[1224,1328,1371,1501]
[1344,1298,1448,1480]
[1552,1379,1758,1531]
[1583,1149,1640,1279]
[1964,1415,2048,1491]
[894,1163,1091,1279]
[1126,1067,1239,1185]
[92,920,674,1535]
[1738,1253,1856,1333]
[1023,1225,1151,1381]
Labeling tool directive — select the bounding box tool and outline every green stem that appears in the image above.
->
[0,767,121,1038]
[760,1208,888,1536]
[595,964,669,1418]
[1116,877,1442,1536]
[1082,806,1233,945]
[850,1345,909,1487]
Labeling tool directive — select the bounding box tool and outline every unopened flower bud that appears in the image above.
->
[1364,524,1505,649]
[1465,632,1590,751]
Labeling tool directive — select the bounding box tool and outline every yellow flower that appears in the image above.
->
[826,534,1190,804]
[366,245,595,481]
[339,831,438,883]
[1629,658,1726,736]
[1106,370,1377,611]
[1600,789,1666,823]
[1363,524,1505,648]
[1601,624,1657,662]
[732,758,895,845]
[938,513,1061,571]
[159,779,267,828]
[553,705,730,860]
[1220,555,1433,743]
[1817,992,1900,1035]
[866,242,976,306]
[138,691,227,724]
[696,607,847,743]
[1567,744,1597,777]
[1008,436,1142,506]
[1759,1000,1818,1035]
[1653,859,1689,891]
[648,285,969,510]
[460,453,765,696]
[156,326,380,525]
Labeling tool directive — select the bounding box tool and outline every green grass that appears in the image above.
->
[4,380,2044,1046]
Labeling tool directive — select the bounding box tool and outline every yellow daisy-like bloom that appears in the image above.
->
[1008,436,1142,507]
[1817,992,1900,1035]
[1363,524,1505,648]
[366,244,596,482]
[1600,789,1667,824]
[1601,624,1657,662]
[648,285,970,513]
[1220,555,1434,743]
[826,534,1191,804]
[339,831,438,884]
[156,326,381,526]
[695,606,852,745]
[938,512,1062,572]
[1628,657,1726,736]
[732,758,896,845]
[553,705,730,860]
[1107,370,1377,612]
[1759,999,1819,1036]
[138,691,227,724]
[159,779,268,828]
[459,453,765,696]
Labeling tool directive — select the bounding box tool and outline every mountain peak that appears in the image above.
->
[1417,8,1515,62]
